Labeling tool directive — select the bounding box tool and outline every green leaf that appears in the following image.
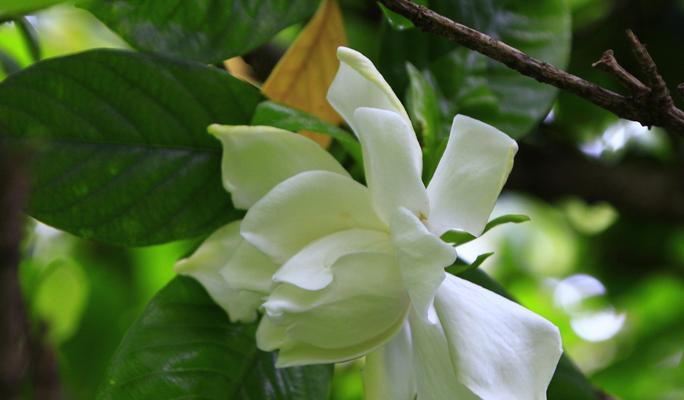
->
[0,49,262,246]
[99,276,334,400]
[405,63,442,180]
[0,0,63,16]
[441,214,530,245]
[251,100,363,166]
[484,214,531,233]
[456,269,602,400]
[80,0,318,63]
[379,0,571,138]
[446,252,494,276]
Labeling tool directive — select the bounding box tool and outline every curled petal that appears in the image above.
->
[273,228,392,291]
[390,207,457,321]
[434,274,563,400]
[363,322,416,400]
[209,124,348,209]
[427,115,518,236]
[258,252,409,366]
[241,170,385,264]
[174,221,278,323]
[327,47,410,134]
[353,107,428,223]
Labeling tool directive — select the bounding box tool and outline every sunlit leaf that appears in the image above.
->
[484,214,531,232]
[0,0,63,16]
[261,0,347,147]
[99,276,334,400]
[446,253,494,276]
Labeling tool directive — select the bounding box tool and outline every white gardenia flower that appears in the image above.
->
[175,47,563,400]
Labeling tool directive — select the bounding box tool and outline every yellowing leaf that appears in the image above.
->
[224,57,258,85]
[262,0,347,147]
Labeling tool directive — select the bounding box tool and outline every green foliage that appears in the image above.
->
[379,0,571,138]
[99,276,334,400]
[79,0,318,63]
[0,49,261,245]
[0,0,64,16]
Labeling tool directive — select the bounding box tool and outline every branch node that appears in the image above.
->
[626,30,673,108]
[592,49,650,96]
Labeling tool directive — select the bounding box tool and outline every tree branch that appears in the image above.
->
[379,0,684,134]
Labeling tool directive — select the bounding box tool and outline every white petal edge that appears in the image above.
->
[174,221,278,323]
[427,115,518,236]
[408,310,479,400]
[434,274,563,400]
[353,107,429,223]
[390,207,456,321]
[273,228,392,291]
[363,322,416,400]
[327,47,411,134]
[241,170,386,264]
[209,124,348,209]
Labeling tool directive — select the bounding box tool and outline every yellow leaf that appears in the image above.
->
[262,0,347,147]
[224,57,258,85]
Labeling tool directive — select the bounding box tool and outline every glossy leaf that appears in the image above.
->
[379,0,571,138]
[0,49,261,246]
[80,0,318,63]
[99,276,334,400]
[262,0,347,147]
[251,100,362,165]
[457,269,601,400]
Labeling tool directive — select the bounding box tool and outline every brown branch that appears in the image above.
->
[379,0,684,134]
[592,50,650,96]
[0,147,61,399]
[0,147,31,400]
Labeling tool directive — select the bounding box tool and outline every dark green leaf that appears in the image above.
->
[379,0,571,138]
[456,269,601,400]
[251,100,363,165]
[0,49,261,246]
[80,0,318,63]
[483,214,531,233]
[99,276,334,400]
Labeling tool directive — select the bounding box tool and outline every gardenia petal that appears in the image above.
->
[273,228,392,291]
[241,170,386,264]
[327,47,410,133]
[427,115,518,236]
[259,252,409,366]
[390,207,457,320]
[353,107,428,223]
[209,124,348,209]
[408,309,479,400]
[174,221,278,323]
[434,274,563,400]
[363,322,416,400]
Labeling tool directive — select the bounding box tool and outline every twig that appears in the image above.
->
[379,0,684,134]
[592,50,649,96]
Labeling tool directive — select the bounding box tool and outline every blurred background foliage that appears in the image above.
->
[1,0,683,399]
